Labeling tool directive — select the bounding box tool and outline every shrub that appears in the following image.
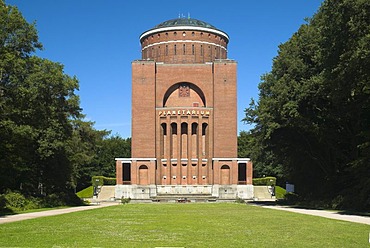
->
[331,195,344,210]
[92,176,116,187]
[253,177,276,186]
[42,193,65,208]
[279,192,300,205]
[121,197,131,204]
[0,190,85,213]
[235,197,245,204]
[4,191,28,211]
[0,194,7,211]
[3,191,41,212]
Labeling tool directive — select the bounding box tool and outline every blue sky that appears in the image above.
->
[7,0,324,138]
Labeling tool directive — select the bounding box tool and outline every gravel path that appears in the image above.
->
[259,204,370,225]
[0,202,118,224]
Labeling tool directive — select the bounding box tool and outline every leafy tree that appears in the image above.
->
[0,1,133,204]
[0,1,90,201]
[244,0,370,210]
[68,120,110,191]
[238,130,285,184]
[71,129,131,191]
[95,136,131,178]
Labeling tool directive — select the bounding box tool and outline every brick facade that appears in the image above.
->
[115,18,253,200]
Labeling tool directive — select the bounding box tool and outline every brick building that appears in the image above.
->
[115,18,253,201]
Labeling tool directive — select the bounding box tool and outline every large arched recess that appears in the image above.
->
[163,82,206,107]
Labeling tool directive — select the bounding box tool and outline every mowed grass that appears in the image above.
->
[0,203,369,247]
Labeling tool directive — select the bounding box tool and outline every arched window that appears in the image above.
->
[163,82,206,107]
[161,123,167,135]
[221,165,230,184]
[171,123,177,135]
[192,123,198,135]
[181,122,188,135]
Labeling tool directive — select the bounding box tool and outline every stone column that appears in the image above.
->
[246,161,253,185]
[116,160,123,185]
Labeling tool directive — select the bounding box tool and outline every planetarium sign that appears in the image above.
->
[158,109,211,117]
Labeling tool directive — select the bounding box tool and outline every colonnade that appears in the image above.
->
[158,115,210,185]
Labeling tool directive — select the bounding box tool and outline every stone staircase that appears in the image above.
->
[253,186,275,201]
[97,186,116,201]
[153,194,217,203]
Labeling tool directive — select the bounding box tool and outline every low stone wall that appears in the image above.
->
[115,184,254,201]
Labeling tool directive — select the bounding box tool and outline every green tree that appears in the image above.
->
[0,1,87,200]
[68,120,111,191]
[238,130,285,184]
[0,0,42,192]
[244,0,370,210]
[67,119,131,191]
[95,136,131,178]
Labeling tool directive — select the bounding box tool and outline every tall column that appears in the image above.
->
[156,120,162,185]
[177,116,181,184]
[246,161,253,185]
[166,117,171,185]
[187,117,192,185]
[197,117,203,184]
[116,160,123,185]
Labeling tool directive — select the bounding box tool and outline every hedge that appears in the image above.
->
[252,177,276,186]
[91,176,116,187]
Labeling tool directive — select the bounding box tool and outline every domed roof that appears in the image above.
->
[155,18,217,29]
[140,17,229,42]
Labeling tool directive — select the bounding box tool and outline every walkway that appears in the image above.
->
[257,204,370,225]
[0,202,118,224]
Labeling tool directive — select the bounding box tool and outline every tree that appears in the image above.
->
[67,120,110,191]
[95,136,131,178]
[238,130,285,184]
[0,1,85,199]
[244,0,370,210]
[0,1,133,205]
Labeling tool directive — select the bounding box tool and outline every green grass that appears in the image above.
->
[76,185,93,198]
[275,185,287,199]
[0,203,369,247]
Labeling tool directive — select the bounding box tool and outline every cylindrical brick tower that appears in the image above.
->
[116,18,253,201]
[140,18,229,63]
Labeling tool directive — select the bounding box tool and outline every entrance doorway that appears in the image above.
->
[238,163,246,184]
[123,163,131,184]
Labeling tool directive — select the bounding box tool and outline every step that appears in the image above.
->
[97,186,115,201]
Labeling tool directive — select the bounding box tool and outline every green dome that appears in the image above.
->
[140,17,229,42]
[155,18,217,29]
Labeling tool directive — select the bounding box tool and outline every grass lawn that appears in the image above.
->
[0,203,368,247]
[76,186,93,198]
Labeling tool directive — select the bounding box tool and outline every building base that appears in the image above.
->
[115,184,254,202]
